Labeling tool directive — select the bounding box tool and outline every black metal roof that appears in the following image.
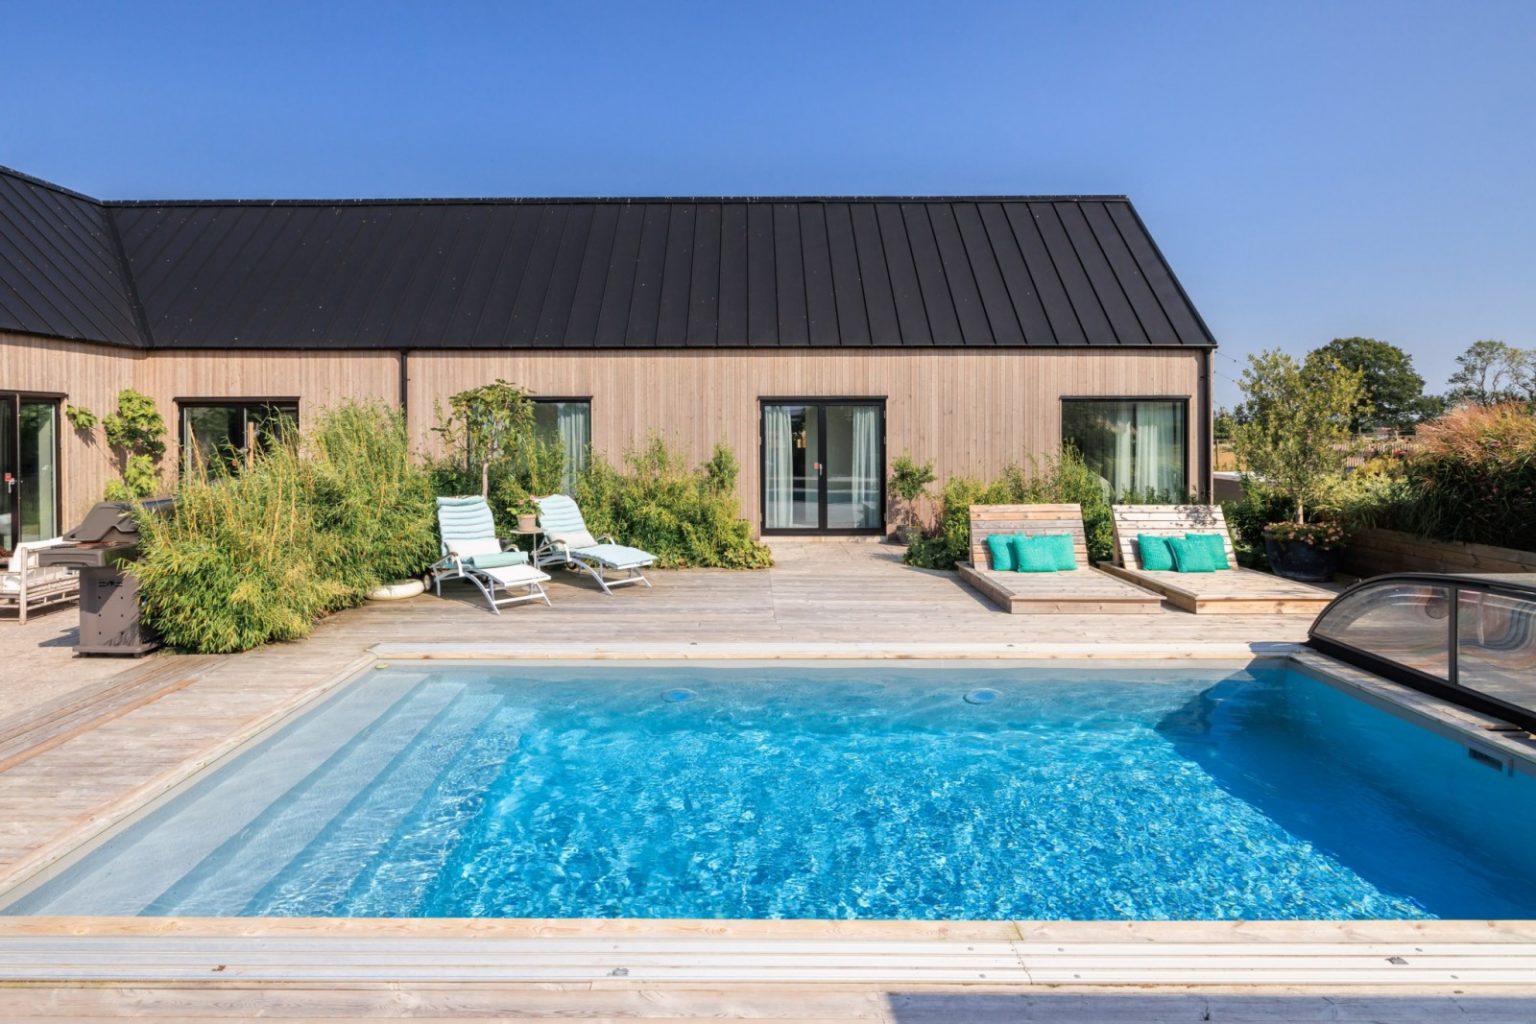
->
[0,166,1216,351]
[0,168,145,347]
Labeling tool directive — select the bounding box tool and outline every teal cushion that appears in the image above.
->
[1166,536,1217,573]
[1033,532,1076,570]
[1184,532,1230,570]
[1137,533,1176,571]
[985,533,1016,572]
[1010,535,1058,573]
[466,550,528,569]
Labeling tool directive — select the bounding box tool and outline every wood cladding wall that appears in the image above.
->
[4,336,1201,535]
[2,337,398,525]
[0,333,142,522]
[407,348,1203,530]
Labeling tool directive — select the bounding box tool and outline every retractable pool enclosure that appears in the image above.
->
[1308,573,1536,733]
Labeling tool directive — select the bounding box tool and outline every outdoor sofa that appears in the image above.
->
[0,538,80,625]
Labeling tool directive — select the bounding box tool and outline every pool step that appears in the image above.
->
[336,703,538,916]
[242,692,519,915]
[7,672,433,915]
[148,683,495,915]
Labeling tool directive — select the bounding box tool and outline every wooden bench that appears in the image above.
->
[956,504,1162,614]
[1098,504,1336,615]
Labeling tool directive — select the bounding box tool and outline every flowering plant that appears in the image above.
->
[1262,519,1347,549]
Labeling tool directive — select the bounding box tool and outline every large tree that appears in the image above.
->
[1445,339,1533,407]
[1309,337,1428,432]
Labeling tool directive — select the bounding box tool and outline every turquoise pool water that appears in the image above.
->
[9,661,1536,920]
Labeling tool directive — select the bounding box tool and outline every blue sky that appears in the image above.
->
[4,0,1533,405]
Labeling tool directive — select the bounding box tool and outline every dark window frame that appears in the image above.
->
[177,397,301,472]
[758,396,887,537]
[529,397,593,489]
[0,391,63,550]
[1059,395,1192,499]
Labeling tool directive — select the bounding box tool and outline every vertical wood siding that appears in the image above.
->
[407,348,1201,530]
[3,336,1199,534]
[0,332,143,523]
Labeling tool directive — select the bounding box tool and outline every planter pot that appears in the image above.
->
[517,513,538,532]
[1264,538,1343,582]
[367,578,426,602]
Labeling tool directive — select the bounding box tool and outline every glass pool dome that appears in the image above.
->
[1308,573,1536,733]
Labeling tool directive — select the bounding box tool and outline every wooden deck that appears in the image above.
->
[1,543,1527,1018]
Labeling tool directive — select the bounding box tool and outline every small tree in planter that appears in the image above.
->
[1232,350,1368,581]
[888,456,936,543]
[434,380,536,499]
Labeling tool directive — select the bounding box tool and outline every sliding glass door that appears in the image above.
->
[761,400,884,534]
[1,395,61,549]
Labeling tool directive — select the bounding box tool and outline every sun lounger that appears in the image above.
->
[534,494,655,596]
[956,504,1162,614]
[1098,504,1335,614]
[430,496,551,613]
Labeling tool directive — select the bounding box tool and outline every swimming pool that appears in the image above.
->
[7,660,1534,920]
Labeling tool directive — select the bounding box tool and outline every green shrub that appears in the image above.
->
[135,403,436,653]
[904,450,1119,569]
[1367,403,1536,549]
[571,438,772,569]
[1223,478,1304,569]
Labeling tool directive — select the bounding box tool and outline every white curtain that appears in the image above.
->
[556,403,589,492]
[1134,403,1180,497]
[850,406,880,529]
[764,405,794,529]
[1112,414,1135,496]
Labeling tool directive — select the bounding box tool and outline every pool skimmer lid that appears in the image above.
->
[965,688,1001,705]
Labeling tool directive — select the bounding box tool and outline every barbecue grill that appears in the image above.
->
[38,499,172,656]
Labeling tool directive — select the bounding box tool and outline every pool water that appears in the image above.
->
[9,662,1536,920]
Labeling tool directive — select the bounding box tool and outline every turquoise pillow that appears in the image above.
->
[985,533,1016,572]
[1010,535,1058,573]
[1184,532,1230,570]
[1033,532,1076,570]
[1166,536,1217,573]
[1137,533,1175,571]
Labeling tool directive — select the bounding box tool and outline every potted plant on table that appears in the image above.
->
[887,456,936,544]
[1232,349,1368,582]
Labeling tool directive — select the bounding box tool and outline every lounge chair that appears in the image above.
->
[533,494,655,595]
[430,496,551,613]
[956,504,1162,614]
[1098,504,1336,615]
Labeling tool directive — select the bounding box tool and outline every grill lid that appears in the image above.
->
[61,499,172,545]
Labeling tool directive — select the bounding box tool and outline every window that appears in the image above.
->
[1062,399,1187,498]
[531,400,590,492]
[180,401,299,473]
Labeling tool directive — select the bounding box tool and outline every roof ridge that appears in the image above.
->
[103,194,1135,208]
[0,163,107,205]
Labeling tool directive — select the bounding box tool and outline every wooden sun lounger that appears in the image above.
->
[1098,504,1336,615]
[956,504,1162,614]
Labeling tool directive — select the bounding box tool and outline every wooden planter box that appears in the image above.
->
[1344,527,1536,578]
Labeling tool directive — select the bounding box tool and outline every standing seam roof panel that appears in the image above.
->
[0,166,1215,350]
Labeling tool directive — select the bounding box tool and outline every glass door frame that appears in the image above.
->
[0,391,64,551]
[758,397,886,537]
